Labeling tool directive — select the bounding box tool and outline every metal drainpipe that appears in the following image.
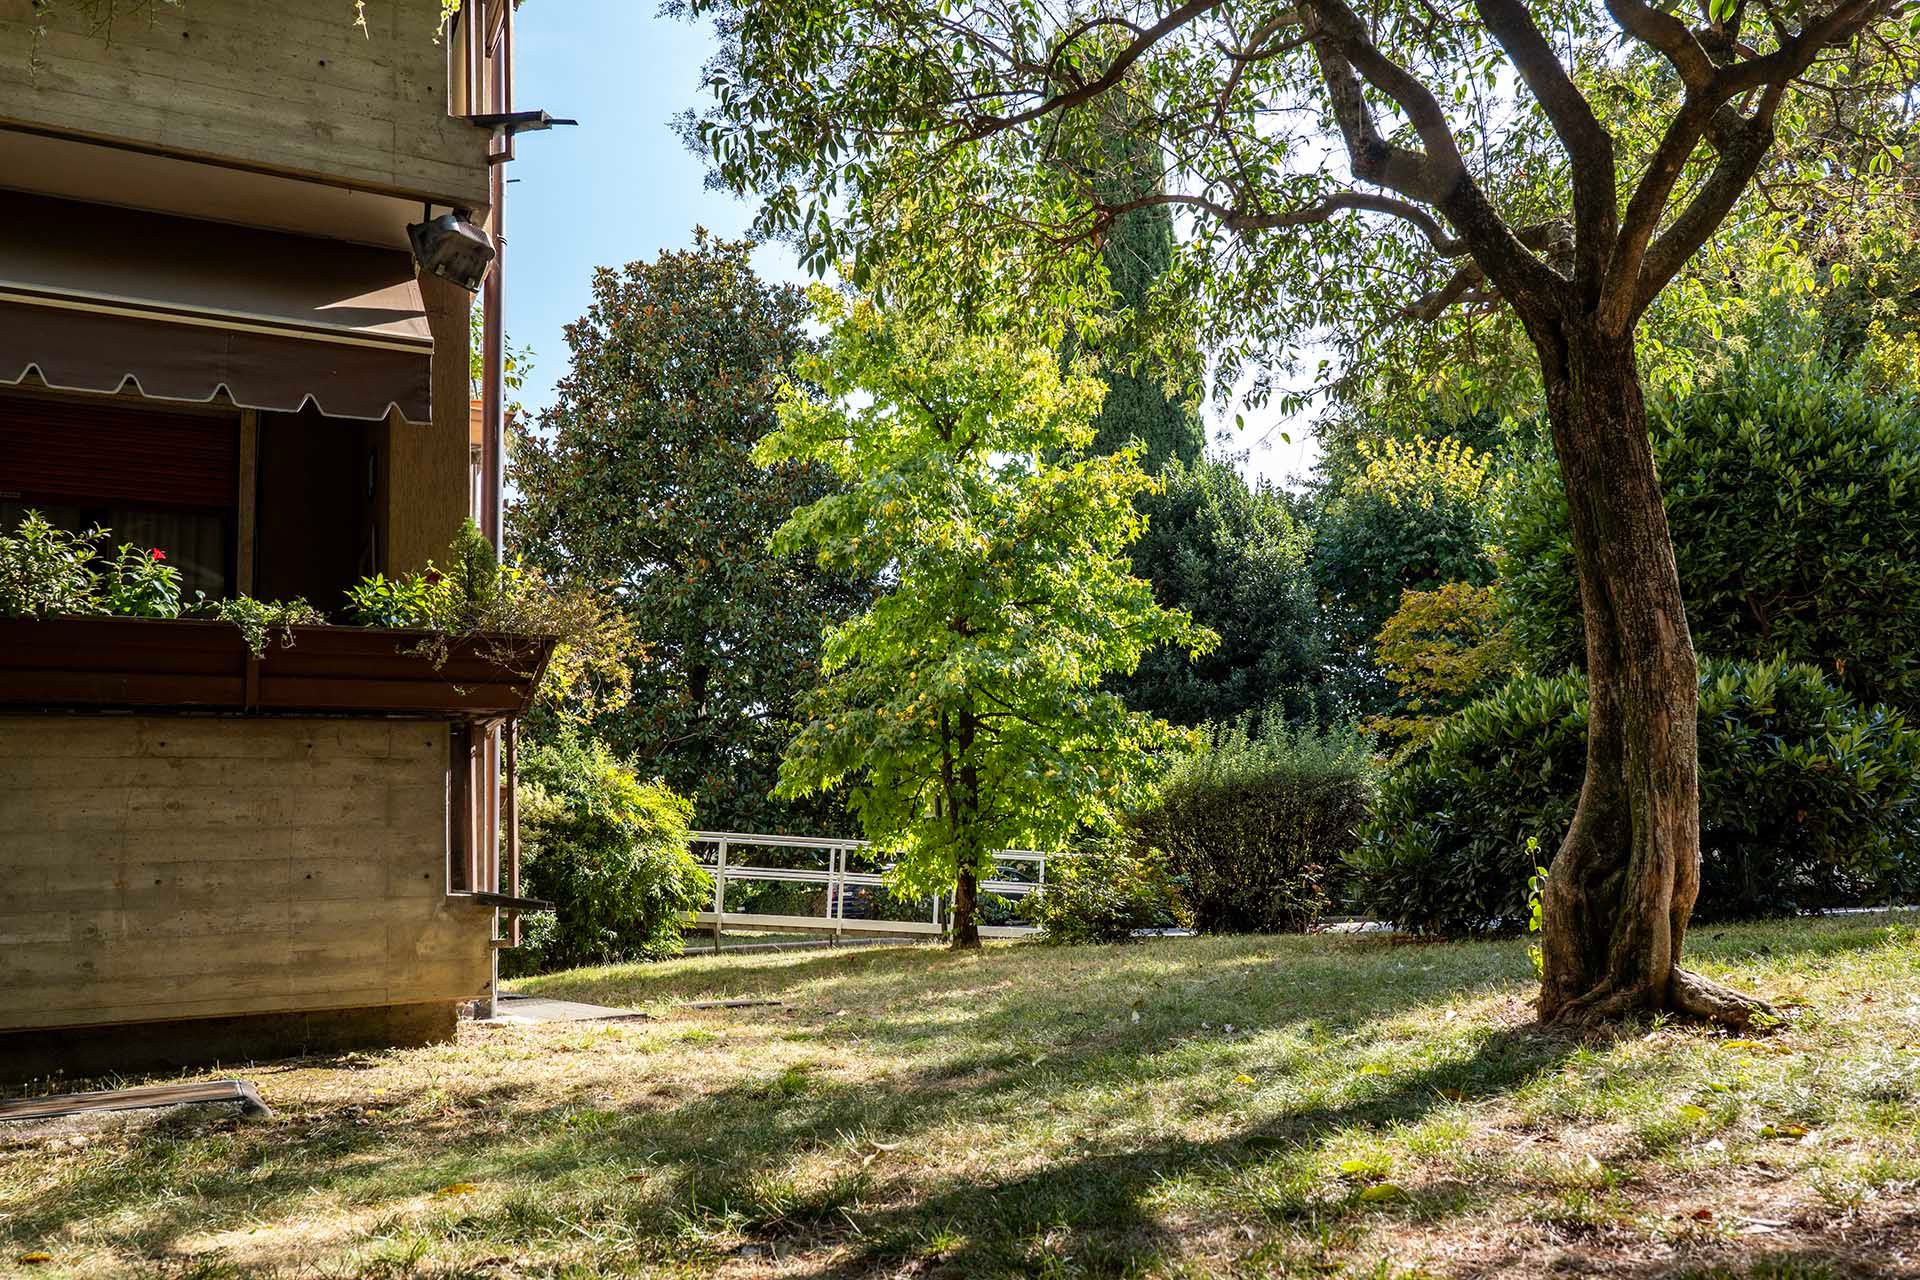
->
[477,0,512,1018]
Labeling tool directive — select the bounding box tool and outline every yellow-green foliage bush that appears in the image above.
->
[503,734,710,977]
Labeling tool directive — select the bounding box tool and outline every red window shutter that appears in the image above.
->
[0,395,238,511]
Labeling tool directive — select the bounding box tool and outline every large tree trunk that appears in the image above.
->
[951,866,981,950]
[1533,323,1770,1029]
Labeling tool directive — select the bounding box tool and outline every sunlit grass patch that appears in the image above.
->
[1,913,1916,1277]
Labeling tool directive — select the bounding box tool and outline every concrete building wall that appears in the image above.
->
[0,0,489,208]
[0,715,492,1036]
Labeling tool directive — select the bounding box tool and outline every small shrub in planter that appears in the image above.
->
[1021,838,1190,944]
[1350,658,1920,934]
[500,733,711,977]
[1130,717,1379,933]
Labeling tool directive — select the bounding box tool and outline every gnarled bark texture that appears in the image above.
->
[1531,322,1770,1029]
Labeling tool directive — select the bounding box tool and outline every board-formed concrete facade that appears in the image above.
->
[0,1,522,1077]
[0,0,489,208]
[0,717,490,1040]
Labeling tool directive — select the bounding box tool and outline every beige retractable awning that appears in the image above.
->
[0,189,432,423]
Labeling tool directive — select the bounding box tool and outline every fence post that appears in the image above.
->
[829,844,843,946]
[712,839,727,953]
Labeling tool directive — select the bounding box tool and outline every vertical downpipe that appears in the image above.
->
[478,0,512,1019]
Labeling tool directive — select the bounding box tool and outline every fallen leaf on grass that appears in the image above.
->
[1233,1074,1256,1086]
[434,1182,481,1197]
[1356,1183,1410,1204]
[1675,1104,1710,1123]
[1723,1039,1787,1055]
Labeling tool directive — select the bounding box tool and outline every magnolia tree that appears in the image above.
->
[679,0,1917,1022]
[757,289,1210,948]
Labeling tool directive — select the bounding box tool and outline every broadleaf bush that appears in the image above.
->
[1130,716,1379,933]
[501,733,710,977]
[1021,837,1190,944]
[1500,355,1920,712]
[1350,658,1920,934]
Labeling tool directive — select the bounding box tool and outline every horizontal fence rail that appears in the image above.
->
[688,831,1047,945]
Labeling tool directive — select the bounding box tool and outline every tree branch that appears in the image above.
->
[1472,0,1617,283]
[957,0,1231,140]
[1605,0,1716,89]
[1301,0,1564,314]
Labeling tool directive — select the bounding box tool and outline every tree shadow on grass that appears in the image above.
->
[1,936,1550,1273]
[745,1022,1575,1278]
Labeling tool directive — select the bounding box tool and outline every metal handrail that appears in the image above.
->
[688,830,1048,945]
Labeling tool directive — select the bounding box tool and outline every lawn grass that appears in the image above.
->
[2,914,1918,1278]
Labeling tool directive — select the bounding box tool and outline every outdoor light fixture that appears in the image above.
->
[407,210,496,293]
[467,109,578,141]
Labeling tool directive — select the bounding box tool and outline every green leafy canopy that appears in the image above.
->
[672,0,1920,424]
[757,287,1214,898]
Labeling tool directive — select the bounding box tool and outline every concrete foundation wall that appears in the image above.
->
[0,715,492,1037]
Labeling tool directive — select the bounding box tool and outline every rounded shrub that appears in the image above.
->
[1350,658,1920,934]
[1500,356,1920,712]
[502,734,711,977]
[1021,838,1190,944]
[1130,719,1378,933]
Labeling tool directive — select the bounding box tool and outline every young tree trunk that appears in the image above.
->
[947,705,984,951]
[1532,323,1771,1030]
[951,866,981,950]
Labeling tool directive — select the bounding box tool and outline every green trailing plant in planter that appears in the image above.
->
[194,596,329,658]
[343,519,635,721]
[0,510,101,620]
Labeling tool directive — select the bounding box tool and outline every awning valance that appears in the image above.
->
[0,189,432,423]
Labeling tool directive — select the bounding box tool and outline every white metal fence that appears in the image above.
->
[688,831,1046,944]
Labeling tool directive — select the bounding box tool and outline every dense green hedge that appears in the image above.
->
[1500,359,1920,712]
[1349,659,1920,934]
[1130,719,1378,932]
[501,735,711,977]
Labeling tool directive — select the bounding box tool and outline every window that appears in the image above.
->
[0,389,238,600]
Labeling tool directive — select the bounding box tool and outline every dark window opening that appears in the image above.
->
[252,406,382,611]
[0,389,238,600]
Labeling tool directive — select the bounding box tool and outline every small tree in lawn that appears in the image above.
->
[757,288,1212,949]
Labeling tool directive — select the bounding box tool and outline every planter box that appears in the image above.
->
[0,617,554,717]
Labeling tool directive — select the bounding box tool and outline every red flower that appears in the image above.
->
[150,548,166,561]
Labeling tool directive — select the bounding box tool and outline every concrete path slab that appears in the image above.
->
[486,992,649,1024]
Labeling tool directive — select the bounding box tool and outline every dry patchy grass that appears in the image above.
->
[2,915,1918,1278]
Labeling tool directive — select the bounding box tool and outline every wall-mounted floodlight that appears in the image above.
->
[407,210,496,293]
[467,109,578,141]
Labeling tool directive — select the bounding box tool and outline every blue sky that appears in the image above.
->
[504,1,1316,487]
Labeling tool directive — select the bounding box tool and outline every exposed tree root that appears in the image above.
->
[1667,966,1776,1030]
[1542,967,1775,1032]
